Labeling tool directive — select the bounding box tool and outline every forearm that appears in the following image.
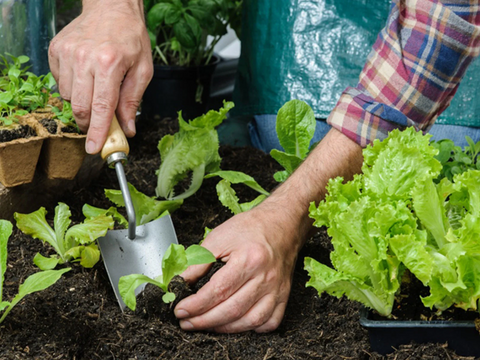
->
[328,0,480,147]
[257,128,363,253]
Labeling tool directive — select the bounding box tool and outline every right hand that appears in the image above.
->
[48,0,153,154]
[174,203,304,333]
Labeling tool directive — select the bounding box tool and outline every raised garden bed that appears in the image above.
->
[0,117,475,359]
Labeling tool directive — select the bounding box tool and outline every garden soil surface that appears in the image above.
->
[0,117,477,360]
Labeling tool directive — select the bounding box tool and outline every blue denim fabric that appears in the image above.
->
[249,114,480,153]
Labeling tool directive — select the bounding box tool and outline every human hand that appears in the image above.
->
[48,0,153,154]
[174,205,303,333]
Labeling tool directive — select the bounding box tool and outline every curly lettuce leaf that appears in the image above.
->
[155,101,234,200]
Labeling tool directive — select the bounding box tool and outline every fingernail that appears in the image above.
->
[180,320,194,330]
[127,120,136,136]
[85,140,97,154]
[175,309,190,319]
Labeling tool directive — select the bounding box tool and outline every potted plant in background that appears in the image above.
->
[142,0,242,121]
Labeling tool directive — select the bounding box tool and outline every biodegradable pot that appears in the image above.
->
[0,117,46,187]
[359,307,480,357]
[36,118,87,180]
[142,56,220,121]
[39,132,87,180]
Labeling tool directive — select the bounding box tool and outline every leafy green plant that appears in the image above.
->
[105,182,183,225]
[14,203,115,270]
[145,0,242,66]
[156,101,234,200]
[270,99,317,182]
[0,53,60,127]
[305,127,480,317]
[50,101,79,131]
[119,243,216,308]
[205,170,269,214]
[432,136,480,182]
[0,219,70,324]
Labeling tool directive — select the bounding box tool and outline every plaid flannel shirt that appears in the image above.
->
[327,0,480,147]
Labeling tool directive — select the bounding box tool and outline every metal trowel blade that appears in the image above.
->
[98,214,178,310]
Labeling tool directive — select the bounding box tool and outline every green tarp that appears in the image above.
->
[233,0,480,127]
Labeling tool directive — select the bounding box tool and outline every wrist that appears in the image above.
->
[82,0,144,18]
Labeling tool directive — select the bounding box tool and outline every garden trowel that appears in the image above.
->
[97,115,178,310]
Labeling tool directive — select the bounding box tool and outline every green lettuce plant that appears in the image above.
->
[14,203,115,270]
[0,219,70,324]
[205,170,269,214]
[119,243,216,309]
[156,101,234,200]
[305,127,480,317]
[270,99,317,182]
[104,182,183,226]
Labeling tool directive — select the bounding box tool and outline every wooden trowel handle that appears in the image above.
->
[100,114,130,160]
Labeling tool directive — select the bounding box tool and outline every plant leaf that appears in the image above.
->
[275,99,316,158]
[0,220,13,303]
[33,253,61,271]
[105,183,183,225]
[185,244,216,266]
[118,274,164,311]
[205,170,269,195]
[14,208,61,256]
[65,215,114,245]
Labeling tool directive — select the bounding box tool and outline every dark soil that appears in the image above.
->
[40,118,58,135]
[0,124,36,143]
[0,116,477,359]
[60,125,80,134]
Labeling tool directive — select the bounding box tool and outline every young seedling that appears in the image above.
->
[270,99,317,182]
[119,243,216,309]
[155,101,234,200]
[50,100,80,132]
[14,203,114,270]
[205,170,269,214]
[104,182,183,226]
[0,219,70,324]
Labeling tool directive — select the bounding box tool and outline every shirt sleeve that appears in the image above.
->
[326,0,480,147]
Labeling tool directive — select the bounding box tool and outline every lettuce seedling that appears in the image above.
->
[119,243,216,309]
[0,219,70,324]
[105,182,183,226]
[205,170,269,215]
[14,203,114,270]
[270,99,316,182]
[155,101,234,200]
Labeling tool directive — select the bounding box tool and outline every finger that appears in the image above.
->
[212,294,279,333]
[57,61,73,101]
[254,300,287,333]
[117,62,153,137]
[48,40,60,82]
[86,58,124,154]
[180,262,214,284]
[70,67,94,133]
[175,259,251,318]
[178,278,263,331]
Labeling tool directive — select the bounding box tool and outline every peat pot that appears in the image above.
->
[0,117,46,187]
[34,116,87,180]
[141,56,220,121]
[359,307,480,357]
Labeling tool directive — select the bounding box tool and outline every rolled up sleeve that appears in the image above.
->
[327,0,480,147]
